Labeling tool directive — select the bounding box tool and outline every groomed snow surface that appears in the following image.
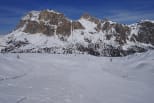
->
[0,51,154,103]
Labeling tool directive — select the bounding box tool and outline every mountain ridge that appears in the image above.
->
[0,9,154,56]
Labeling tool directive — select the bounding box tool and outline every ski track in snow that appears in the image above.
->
[0,51,154,103]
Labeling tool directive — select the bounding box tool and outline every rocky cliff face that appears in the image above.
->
[135,21,154,45]
[1,10,154,56]
[17,10,84,36]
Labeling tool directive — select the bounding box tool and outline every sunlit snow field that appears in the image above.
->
[0,51,154,103]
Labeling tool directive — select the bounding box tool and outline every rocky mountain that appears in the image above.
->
[0,9,154,56]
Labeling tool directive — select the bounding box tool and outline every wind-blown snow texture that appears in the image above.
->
[0,51,154,103]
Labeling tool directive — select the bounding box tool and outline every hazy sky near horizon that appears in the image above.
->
[0,0,154,35]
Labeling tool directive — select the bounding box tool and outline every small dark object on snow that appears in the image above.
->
[110,58,112,62]
[17,55,20,59]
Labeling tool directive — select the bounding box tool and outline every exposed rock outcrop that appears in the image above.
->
[136,21,154,45]
[17,10,84,36]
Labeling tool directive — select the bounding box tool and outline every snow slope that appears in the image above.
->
[0,51,154,103]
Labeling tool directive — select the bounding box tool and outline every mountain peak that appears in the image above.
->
[80,13,100,25]
[22,9,63,21]
[80,13,94,19]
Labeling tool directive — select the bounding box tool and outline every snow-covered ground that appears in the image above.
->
[0,51,154,103]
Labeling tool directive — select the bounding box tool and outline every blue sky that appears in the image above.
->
[0,0,154,35]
